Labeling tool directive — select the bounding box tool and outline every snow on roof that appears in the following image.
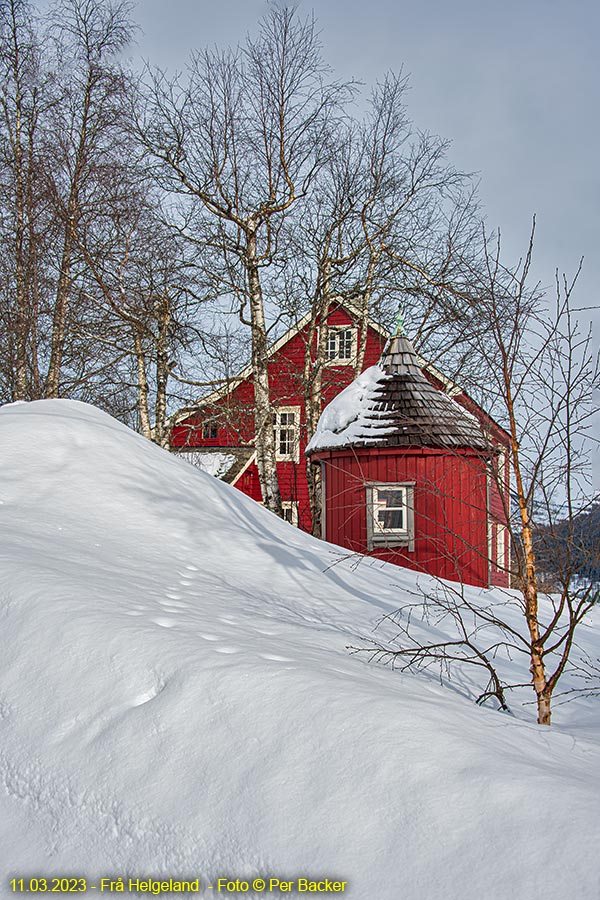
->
[306,365,397,453]
[307,335,488,454]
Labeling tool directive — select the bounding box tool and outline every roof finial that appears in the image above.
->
[395,308,406,337]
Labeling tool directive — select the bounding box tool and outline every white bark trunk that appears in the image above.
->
[246,227,282,516]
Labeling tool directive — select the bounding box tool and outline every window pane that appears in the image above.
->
[326,330,338,359]
[377,488,405,507]
[280,427,295,455]
[377,509,404,530]
[339,330,353,359]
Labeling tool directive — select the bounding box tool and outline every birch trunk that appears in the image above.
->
[303,260,333,536]
[133,328,152,441]
[246,226,283,516]
[45,68,93,398]
[154,296,171,448]
[504,374,551,725]
[353,253,378,377]
[7,7,29,400]
[45,225,74,397]
[25,105,41,397]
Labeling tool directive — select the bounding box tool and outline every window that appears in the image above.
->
[202,420,218,440]
[325,326,357,364]
[274,407,300,462]
[366,483,415,550]
[282,501,299,526]
[258,500,299,527]
[496,523,506,570]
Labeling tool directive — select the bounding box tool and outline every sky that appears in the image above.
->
[132,0,600,488]
[133,0,599,304]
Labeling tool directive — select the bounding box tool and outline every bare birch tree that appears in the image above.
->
[355,225,599,726]
[0,0,137,403]
[469,224,599,724]
[0,0,50,400]
[138,8,349,514]
[44,0,135,397]
[292,73,480,533]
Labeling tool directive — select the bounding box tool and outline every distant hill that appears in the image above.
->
[534,502,600,583]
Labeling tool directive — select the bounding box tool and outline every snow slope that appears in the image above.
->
[0,400,599,899]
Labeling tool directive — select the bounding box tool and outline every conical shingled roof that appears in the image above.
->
[312,334,488,452]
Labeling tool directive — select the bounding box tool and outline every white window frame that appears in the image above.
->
[281,501,299,526]
[274,406,300,462]
[258,499,299,527]
[201,420,218,440]
[496,522,506,570]
[324,326,358,366]
[366,482,415,551]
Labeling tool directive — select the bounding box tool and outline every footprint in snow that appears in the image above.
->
[152,617,177,629]
[131,682,165,707]
[260,653,293,662]
[214,646,238,654]
[200,634,220,641]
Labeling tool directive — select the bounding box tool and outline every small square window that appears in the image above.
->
[202,421,218,440]
[367,482,415,550]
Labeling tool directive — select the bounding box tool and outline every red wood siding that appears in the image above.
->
[313,446,490,587]
[171,309,388,533]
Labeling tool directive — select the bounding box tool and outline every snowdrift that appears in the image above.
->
[0,400,599,899]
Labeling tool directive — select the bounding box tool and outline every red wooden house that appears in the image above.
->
[170,302,510,587]
[171,301,388,527]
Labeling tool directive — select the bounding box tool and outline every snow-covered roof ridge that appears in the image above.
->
[307,334,488,454]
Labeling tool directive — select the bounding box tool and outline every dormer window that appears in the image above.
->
[325,326,357,365]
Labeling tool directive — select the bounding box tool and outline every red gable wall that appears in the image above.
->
[171,306,388,527]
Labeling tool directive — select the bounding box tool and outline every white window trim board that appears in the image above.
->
[366,482,415,552]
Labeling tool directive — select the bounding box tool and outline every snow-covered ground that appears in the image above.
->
[0,400,599,899]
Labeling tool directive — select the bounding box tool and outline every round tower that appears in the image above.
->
[306,334,494,586]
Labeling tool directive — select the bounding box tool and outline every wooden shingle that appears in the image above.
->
[345,335,487,451]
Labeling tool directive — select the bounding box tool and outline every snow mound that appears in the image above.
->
[0,399,599,898]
